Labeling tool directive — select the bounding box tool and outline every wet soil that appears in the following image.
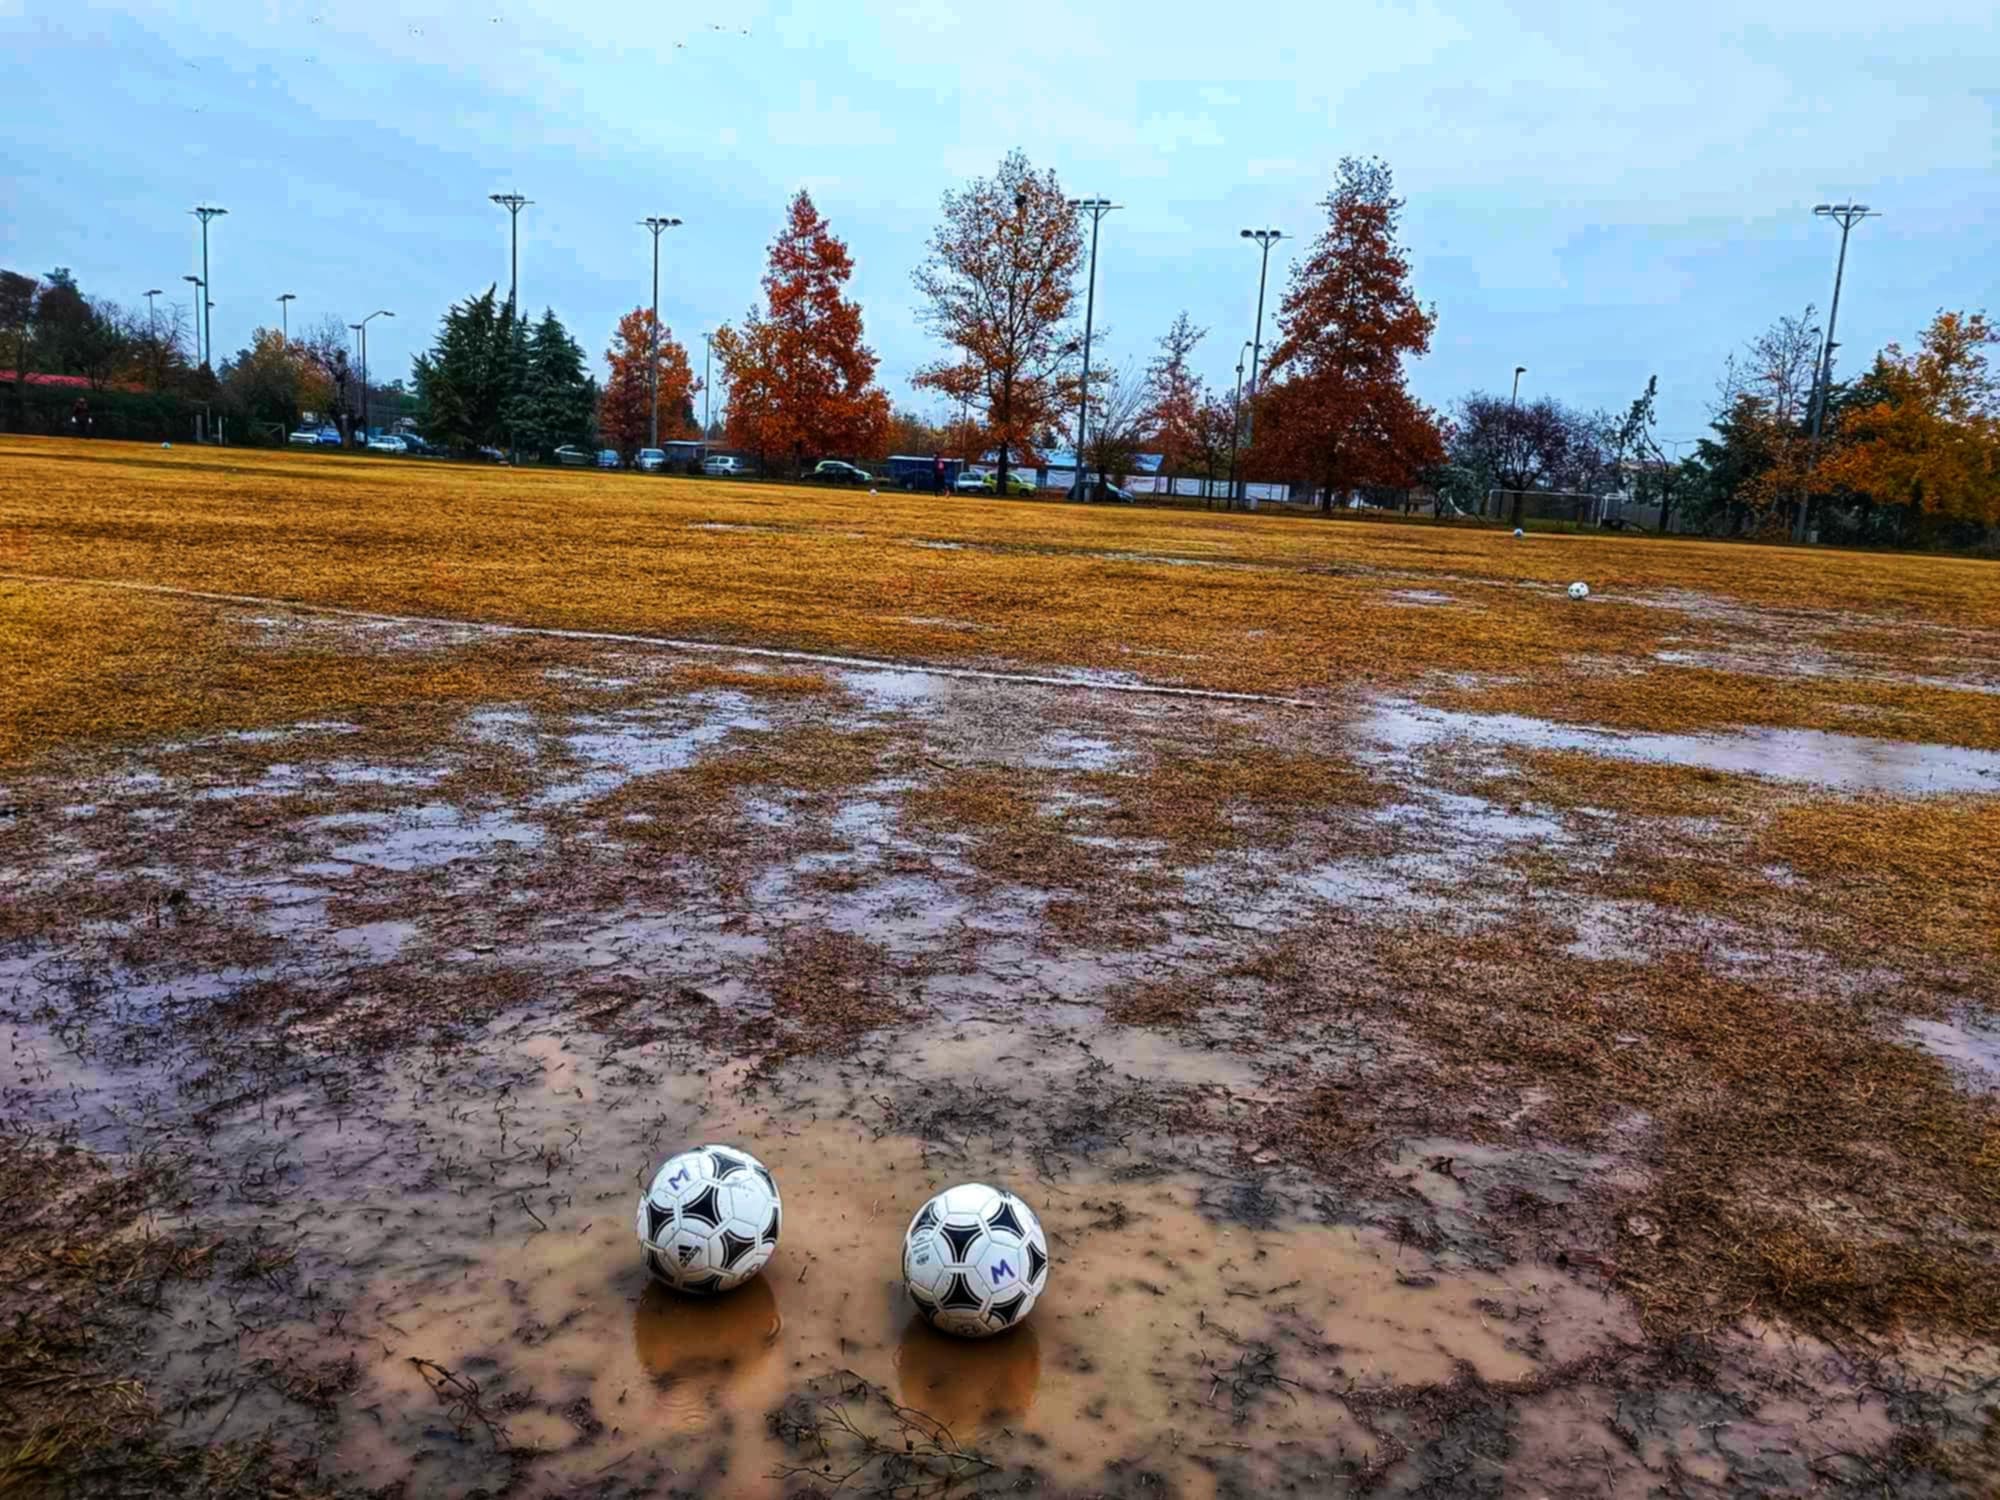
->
[3,605,1997,1497]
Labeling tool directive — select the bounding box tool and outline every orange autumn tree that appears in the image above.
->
[711,190,890,474]
[599,308,698,454]
[913,150,1086,493]
[1255,156,1444,511]
[1822,310,2000,529]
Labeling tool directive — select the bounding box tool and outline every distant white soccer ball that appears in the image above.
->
[637,1143,781,1295]
[903,1183,1048,1338]
[1567,581,1590,600]
[1512,527,1525,538]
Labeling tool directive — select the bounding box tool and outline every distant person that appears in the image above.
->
[932,453,945,495]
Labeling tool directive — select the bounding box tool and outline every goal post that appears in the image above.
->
[1485,490,1618,526]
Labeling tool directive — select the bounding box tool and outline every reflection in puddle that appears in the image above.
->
[633,1277,785,1435]
[1361,699,2000,794]
[894,1315,1040,1439]
[322,803,542,870]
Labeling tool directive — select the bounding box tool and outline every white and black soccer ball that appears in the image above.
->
[637,1143,781,1295]
[903,1183,1048,1338]
[1512,527,1525,538]
[1567,581,1590,600]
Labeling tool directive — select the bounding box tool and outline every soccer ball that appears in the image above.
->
[1512,527,1525,538]
[1567,581,1590,600]
[903,1183,1048,1338]
[637,1143,781,1295]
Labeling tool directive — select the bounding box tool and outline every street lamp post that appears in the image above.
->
[1225,339,1253,508]
[490,193,532,310]
[182,276,204,368]
[191,206,226,371]
[351,309,394,441]
[1506,365,1527,525]
[1798,202,1879,542]
[640,217,683,448]
[997,189,1027,497]
[702,332,713,441]
[1236,229,1284,506]
[277,292,296,340]
[1069,197,1119,501]
[143,289,163,391]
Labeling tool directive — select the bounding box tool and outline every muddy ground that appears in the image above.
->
[3,599,1998,1498]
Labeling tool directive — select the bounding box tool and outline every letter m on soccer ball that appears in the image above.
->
[667,1167,691,1189]
[990,1258,1015,1285]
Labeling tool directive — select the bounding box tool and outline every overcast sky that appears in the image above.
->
[3,0,1994,439]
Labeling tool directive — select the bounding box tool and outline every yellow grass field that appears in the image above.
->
[4,435,1998,766]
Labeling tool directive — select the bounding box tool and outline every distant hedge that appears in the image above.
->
[1,381,207,443]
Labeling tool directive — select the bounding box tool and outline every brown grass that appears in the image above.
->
[751,929,910,1060]
[670,663,838,696]
[1484,748,1775,822]
[1223,922,2000,1339]
[7,436,1998,749]
[1758,795,2000,965]
[0,579,623,767]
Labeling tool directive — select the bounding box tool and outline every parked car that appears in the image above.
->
[953,470,990,494]
[475,445,507,463]
[290,427,342,447]
[366,434,409,455]
[703,454,750,477]
[635,447,667,472]
[396,433,432,456]
[596,448,622,469]
[554,444,591,466]
[1067,477,1135,503]
[980,470,1037,496]
[812,459,871,485]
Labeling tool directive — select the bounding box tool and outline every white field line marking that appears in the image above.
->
[2,571,1324,710]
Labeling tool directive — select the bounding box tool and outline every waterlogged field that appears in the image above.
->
[2,434,1997,1497]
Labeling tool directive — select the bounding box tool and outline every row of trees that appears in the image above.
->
[3,267,199,394]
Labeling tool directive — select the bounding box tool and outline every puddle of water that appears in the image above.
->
[1378,791,1568,846]
[1361,700,2000,795]
[1905,1016,2000,1092]
[1388,588,1458,607]
[1027,730,1127,772]
[325,803,543,872]
[330,919,418,962]
[544,703,770,806]
[263,1026,1634,1499]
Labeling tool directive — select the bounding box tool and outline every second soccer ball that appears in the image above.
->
[903,1183,1049,1338]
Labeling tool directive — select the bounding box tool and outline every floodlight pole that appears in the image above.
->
[142,289,164,390]
[641,217,683,447]
[277,292,296,340]
[182,275,204,368]
[192,206,226,371]
[1237,229,1283,506]
[1508,365,1527,525]
[1225,339,1252,508]
[703,331,713,439]
[1798,202,1879,542]
[352,309,393,439]
[1069,197,1119,499]
[490,193,531,310]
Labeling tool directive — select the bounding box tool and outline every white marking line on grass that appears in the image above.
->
[2,572,1323,710]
